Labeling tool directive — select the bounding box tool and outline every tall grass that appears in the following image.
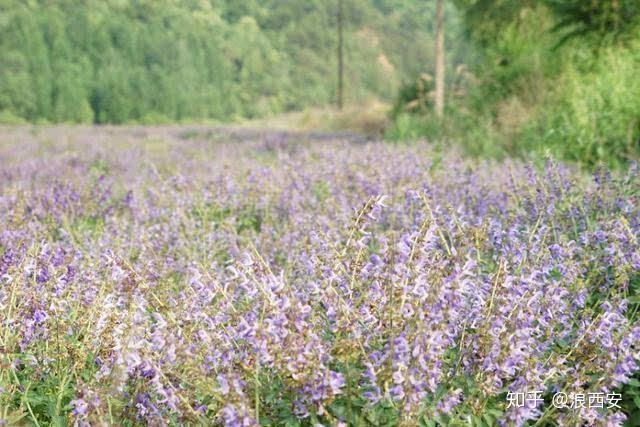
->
[385,7,640,169]
[524,41,640,167]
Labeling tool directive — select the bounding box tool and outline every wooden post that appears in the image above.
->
[337,0,344,110]
[434,0,445,118]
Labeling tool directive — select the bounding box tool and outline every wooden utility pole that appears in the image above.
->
[337,0,344,110]
[434,0,445,117]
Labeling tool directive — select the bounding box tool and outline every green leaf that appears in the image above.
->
[627,295,640,304]
[483,412,496,426]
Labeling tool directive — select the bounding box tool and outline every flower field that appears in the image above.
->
[0,127,639,426]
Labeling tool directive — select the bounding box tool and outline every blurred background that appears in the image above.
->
[0,0,639,167]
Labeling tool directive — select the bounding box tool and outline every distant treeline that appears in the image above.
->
[0,0,456,124]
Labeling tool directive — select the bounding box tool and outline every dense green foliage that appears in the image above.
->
[2,0,639,167]
[387,0,640,167]
[0,0,451,124]
[546,0,640,45]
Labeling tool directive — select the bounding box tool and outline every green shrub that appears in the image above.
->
[545,0,640,46]
[390,75,435,119]
[0,110,27,124]
[387,3,640,169]
[385,113,433,141]
[526,42,640,166]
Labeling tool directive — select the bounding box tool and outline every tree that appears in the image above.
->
[434,0,445,117]
[546,0,640,46]
[0,0,441,123]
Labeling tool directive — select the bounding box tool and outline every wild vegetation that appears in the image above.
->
[1,1,639,426]
[3,0,636,167]
[0,128,639,426]
[387,0,640,167]
[0,0,448,124]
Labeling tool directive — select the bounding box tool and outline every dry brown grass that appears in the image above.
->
[242,99,391,138]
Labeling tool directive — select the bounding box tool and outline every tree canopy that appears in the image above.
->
[0,0,452,124]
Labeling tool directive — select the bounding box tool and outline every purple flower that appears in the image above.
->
[70,399,88,416]
[36,267,49,284]
[329,371,345,395]
[33,309,47,324]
